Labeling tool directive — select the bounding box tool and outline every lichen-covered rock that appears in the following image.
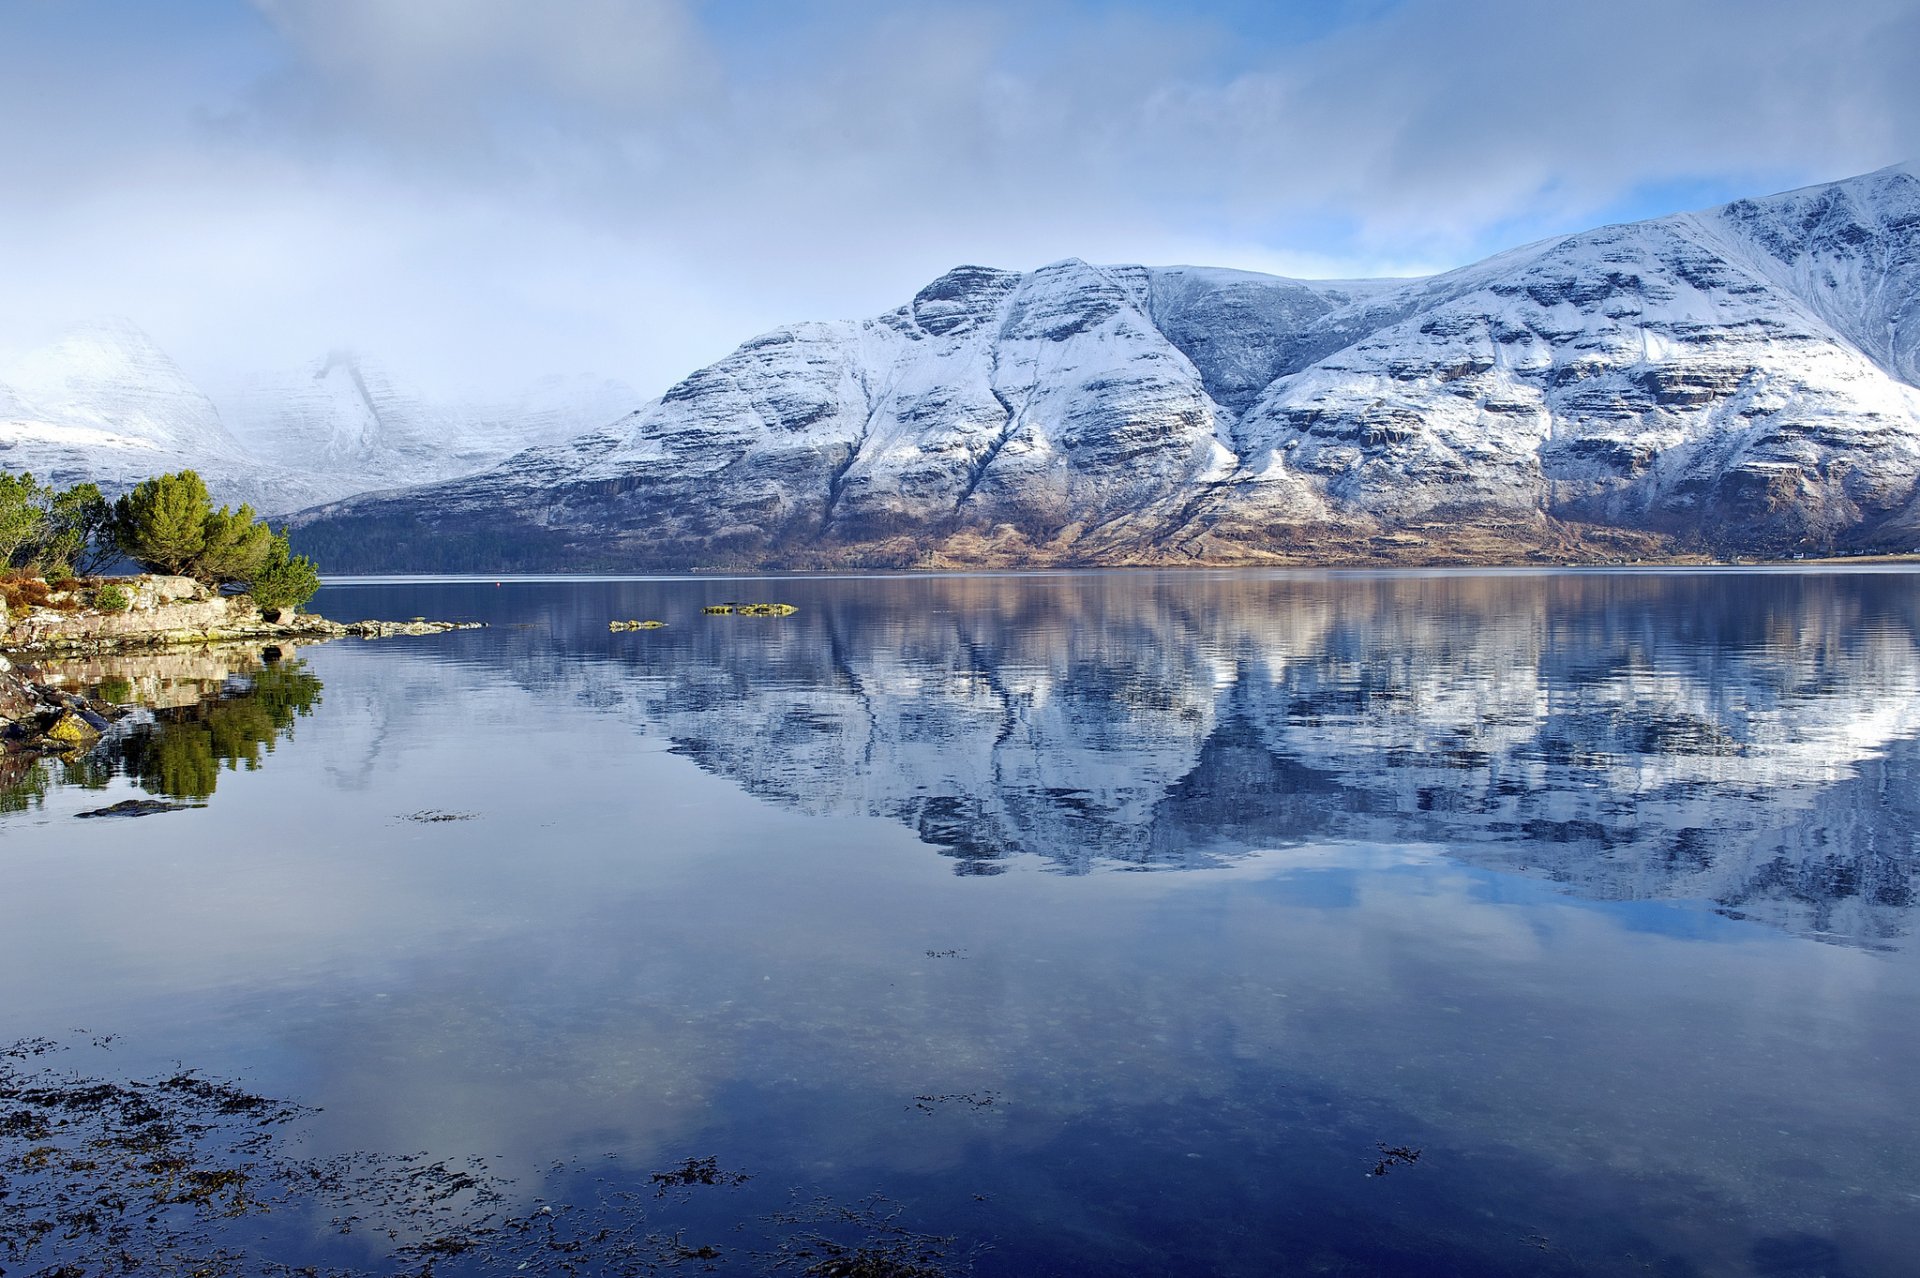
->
[131,576,205,607]
[45,711,100,749]
[0,671,35,723]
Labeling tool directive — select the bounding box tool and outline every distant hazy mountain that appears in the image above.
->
[0,318,330,512]
[0,324,640,513]
[225,354,638,496]
[292,164,1920,570]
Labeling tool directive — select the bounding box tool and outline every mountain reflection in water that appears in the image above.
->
[409,570,1920,951]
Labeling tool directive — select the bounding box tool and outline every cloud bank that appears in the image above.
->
[3,0,1915,398]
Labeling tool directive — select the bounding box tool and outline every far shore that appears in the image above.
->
[312,551,1920,582]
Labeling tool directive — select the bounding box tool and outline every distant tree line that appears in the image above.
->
[0,469,321,612]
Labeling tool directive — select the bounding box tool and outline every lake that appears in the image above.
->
[3,569,1918,1276]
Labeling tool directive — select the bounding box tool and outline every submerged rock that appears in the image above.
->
[341,619,485,638]
[76,798,193,818]
[44,710,100,750]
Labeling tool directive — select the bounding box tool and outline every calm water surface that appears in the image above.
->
[4,570,1919,1276]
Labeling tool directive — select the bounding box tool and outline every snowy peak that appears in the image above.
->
[998,258,1139,342]
[1704,165,1920,386]
[304,351,397,461]
[227,350,451,478]
[909,265,1021,336]
[1143,266,1395,411]
[1,317,242,456]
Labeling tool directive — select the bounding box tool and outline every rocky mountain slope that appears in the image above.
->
[292,164,1920,571]
[0,325,638,513]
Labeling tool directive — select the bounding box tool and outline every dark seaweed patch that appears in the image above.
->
[1367,1143,1423,1177]
[0,1036,971,1277]
[648,1155,751,1197]
[908,1092,998,1115]
[759,1194,966,1277]
[75,798,197,818]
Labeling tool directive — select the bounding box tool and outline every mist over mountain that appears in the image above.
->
[0,318,333,512]
[223,353,638,497]
[0,325,638,513]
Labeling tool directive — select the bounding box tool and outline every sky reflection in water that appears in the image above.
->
[2,570,1917,1276]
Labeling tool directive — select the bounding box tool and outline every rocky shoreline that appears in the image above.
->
[0,662,129,766]
[0,573,481,656]
[1,574,480,773]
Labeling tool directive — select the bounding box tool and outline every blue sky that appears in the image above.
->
[2,0,1915,398]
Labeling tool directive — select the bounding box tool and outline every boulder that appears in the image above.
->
[45,711,100,750]
[0,673,37,723]
[135,576,204,607]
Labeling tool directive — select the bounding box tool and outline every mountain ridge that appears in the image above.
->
[289,164,1920,571]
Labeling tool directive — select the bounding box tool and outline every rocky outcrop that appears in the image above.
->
[0,575,483,654]
[0,657,125,766]
[291,165,1920,570]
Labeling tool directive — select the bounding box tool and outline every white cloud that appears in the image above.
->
[3,0,1914,400]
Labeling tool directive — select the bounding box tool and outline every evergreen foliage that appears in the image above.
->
[111,471,316,599]
[247,530,323,614]
[0,472,41,566]
[1,473,117,575]
[39,483,114,577]
[3,467,322,603]
[112,471,211,575]
[196,503,275,584]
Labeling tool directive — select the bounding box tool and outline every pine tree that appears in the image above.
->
[37,482,113,577]
[113,471,211,575]
[197,503,275,584]
[247,529,323,614]
[0,471,47,567]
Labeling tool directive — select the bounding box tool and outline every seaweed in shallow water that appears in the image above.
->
[0,1036,973,1277]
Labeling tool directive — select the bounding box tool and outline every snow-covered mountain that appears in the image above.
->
[0,319,332,512]
[225,354,638,495]
[0,324,639,513]
[294,164,1920,570]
